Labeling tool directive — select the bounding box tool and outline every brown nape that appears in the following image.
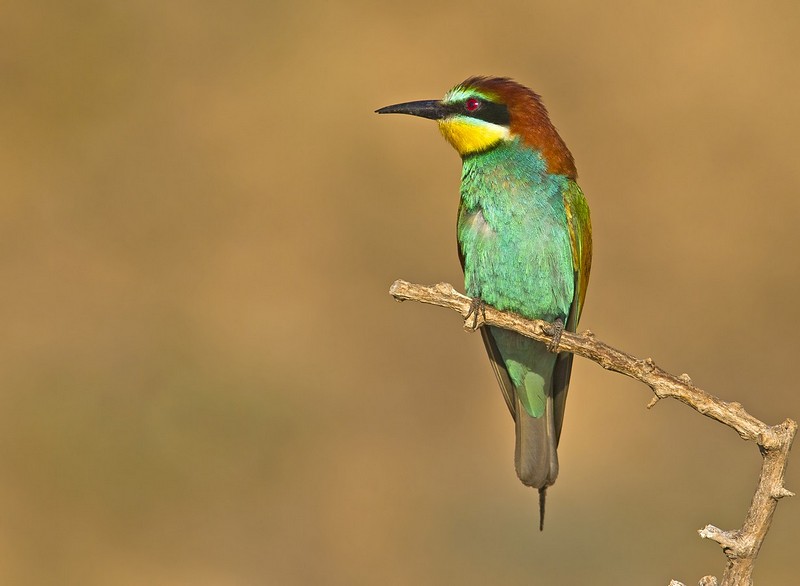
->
[460,76,577,178]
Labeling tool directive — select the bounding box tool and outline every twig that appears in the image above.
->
[389,279,796,586]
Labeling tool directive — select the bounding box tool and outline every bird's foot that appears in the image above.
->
[464,297,486,331]
[547,318,565,352]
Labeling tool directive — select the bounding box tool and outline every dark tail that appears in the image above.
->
[514,381,558,530]
[481,327,567,531]
[514,391,558,481]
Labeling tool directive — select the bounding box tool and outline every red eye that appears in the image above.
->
[465,98,481,112]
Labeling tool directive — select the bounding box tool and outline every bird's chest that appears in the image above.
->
[457,178,574,320]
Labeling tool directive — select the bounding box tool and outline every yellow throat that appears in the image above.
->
[437,117,510,156]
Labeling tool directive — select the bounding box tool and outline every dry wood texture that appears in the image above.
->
[390,279,796,586]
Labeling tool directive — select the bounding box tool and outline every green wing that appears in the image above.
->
[562,180,592,330]
[551,181,592,442]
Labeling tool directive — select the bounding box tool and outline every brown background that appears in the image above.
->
[2,0,799,584]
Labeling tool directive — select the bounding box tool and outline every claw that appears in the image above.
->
[547,318,564,352]
[464,297,486,331]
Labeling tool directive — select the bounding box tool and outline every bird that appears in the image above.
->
[376,76,591,529]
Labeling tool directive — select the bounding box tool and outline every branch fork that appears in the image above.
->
[389,279,796,586]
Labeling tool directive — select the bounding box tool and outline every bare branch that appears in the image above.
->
[389,279,797,586]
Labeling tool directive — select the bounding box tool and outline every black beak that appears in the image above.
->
[375,100,448,120]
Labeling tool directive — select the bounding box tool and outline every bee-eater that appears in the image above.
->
[377,76,592,529]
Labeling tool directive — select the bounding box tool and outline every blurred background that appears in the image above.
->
[1,0,799,584]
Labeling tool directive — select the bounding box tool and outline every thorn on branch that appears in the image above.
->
[727,402,745,417]
[646,395,661,410]
[433,282,458,299]
[642,357,656,372]
[698,525,740,551]
[679,373,692,385]
[698,576,718,586]
[773,487,795,499]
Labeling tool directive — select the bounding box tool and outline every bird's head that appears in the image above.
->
[376,76,575,177]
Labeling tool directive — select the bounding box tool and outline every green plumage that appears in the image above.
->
[458,139,575,323]
[457,138,589,494]
[376,76,592,529]
[458,138,575,404]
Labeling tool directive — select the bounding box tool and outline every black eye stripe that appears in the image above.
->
[445,100,510,126]
[474,101,511,125]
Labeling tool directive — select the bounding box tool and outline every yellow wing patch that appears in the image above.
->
[562,181,592,326]
[437,118,510,156]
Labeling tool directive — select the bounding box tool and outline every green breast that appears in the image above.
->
[457,139,574,322]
